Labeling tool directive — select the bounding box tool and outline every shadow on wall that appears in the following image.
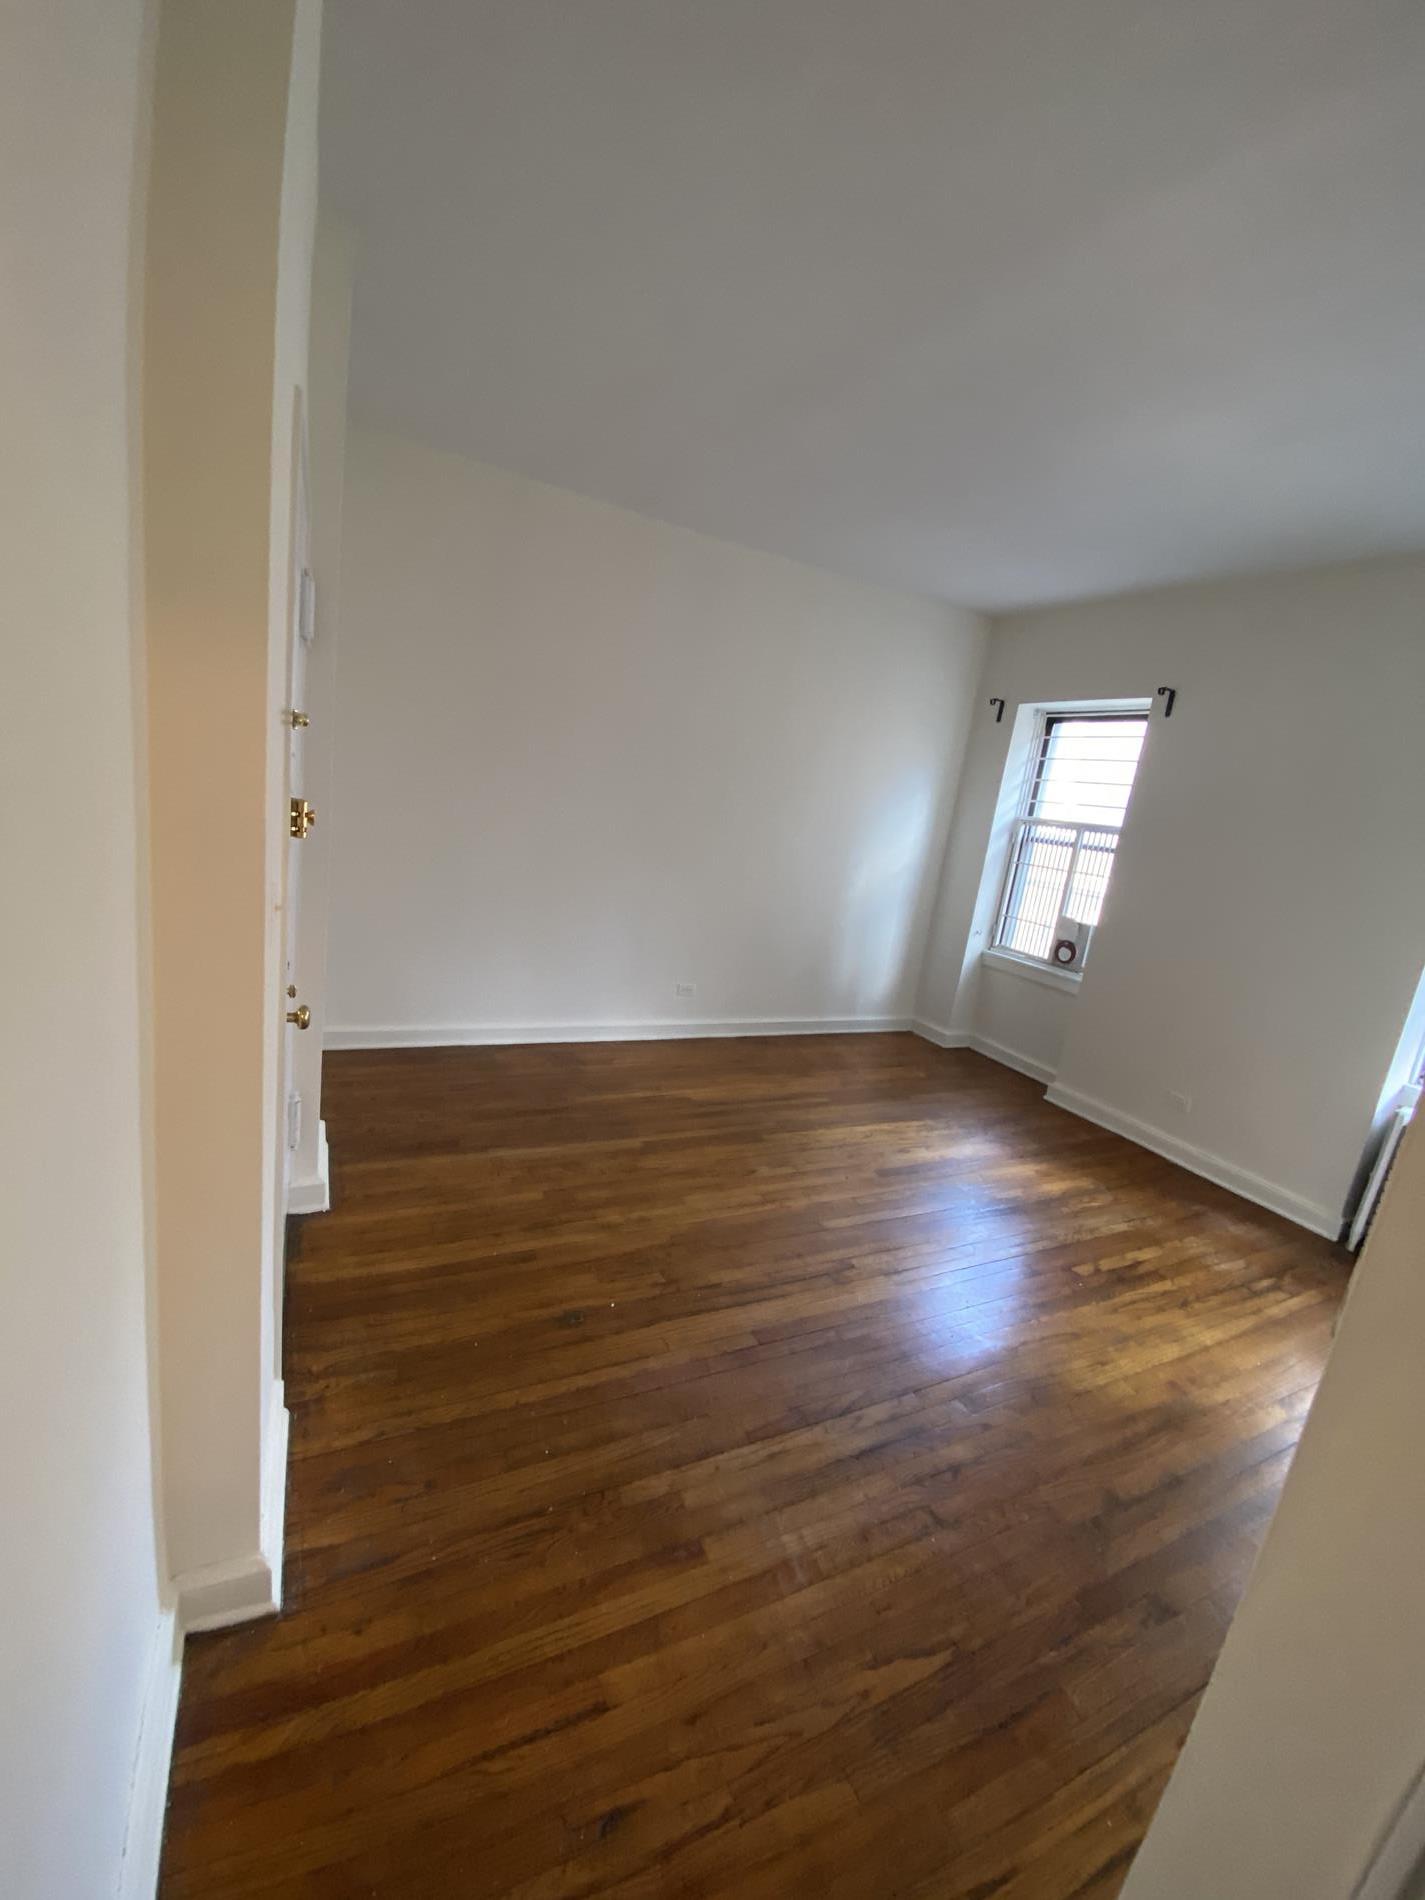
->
[833,772,940,1015]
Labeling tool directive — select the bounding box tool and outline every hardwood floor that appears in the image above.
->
[161,1035,1345,1898]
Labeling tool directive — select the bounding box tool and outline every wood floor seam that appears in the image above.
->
[160,1036,1345,1898]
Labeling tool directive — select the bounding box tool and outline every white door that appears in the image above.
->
[281,406,316,1212]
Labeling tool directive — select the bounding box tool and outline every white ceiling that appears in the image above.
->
[321,0,1425,610]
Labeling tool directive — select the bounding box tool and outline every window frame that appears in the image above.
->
[989,702,1150,974]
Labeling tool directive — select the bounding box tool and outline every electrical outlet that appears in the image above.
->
[674,982,696,997]
[1166,1087,1193,1114]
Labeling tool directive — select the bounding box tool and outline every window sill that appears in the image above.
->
[982,947,1083,995]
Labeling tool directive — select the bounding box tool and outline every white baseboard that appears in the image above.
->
[969,1032,1057,1085]
[916,1027,1336,1236]
[123,1401,293,1886]
[910,1018,971,1049]
[175,1551,279,1635]
[117,1609,182,1900]
[1045,1080,1340,1239]
[326,1015,914,1051]
[259,1380,289,1607]
[912,1019,1054,1084]
[175,1386,288,1634]
[287,1118,330,1214]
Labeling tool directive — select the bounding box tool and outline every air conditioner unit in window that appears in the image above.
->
[1051,915,1093,971]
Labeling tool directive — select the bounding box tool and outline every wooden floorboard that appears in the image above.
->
[160,1035,1346,1897]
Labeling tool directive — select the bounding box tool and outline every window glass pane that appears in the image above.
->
[1032,717,1147,825]
[993,710,1149,962]
[1063,826,1119,926]
[999,821,1076,960]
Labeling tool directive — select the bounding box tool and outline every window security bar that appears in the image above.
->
[994,818,1122,963]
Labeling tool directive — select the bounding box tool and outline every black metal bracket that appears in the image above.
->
[1156,686,1177,719]
[989,697,1006,724]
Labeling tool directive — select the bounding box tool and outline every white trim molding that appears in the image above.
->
[117,1610,183,1900]
[910,1019,971,1049]
[1045,1080,1340,1238]
[175,1386,289,1634]
[912,1021,1056,1084]
[259,1381,290,1607]
[981,946,1083,995]
[287,1118,330,1214]
[915,1028,1337,1233]
[175,1551,279,1636]
[326,1015,915,1051]
[970,1033,1057,1086]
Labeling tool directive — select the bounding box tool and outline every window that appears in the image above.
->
[993,709,1148,965]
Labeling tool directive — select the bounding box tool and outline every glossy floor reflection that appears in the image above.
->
[161,1035,1345,1898]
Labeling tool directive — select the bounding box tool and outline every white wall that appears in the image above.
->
[918,555,1425,1234]
[0,0,166,1893]
[327,427,986,1043]
[975,966,1072,1081]
[144,0,320,1616]
[1122,1111,1425,1898]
